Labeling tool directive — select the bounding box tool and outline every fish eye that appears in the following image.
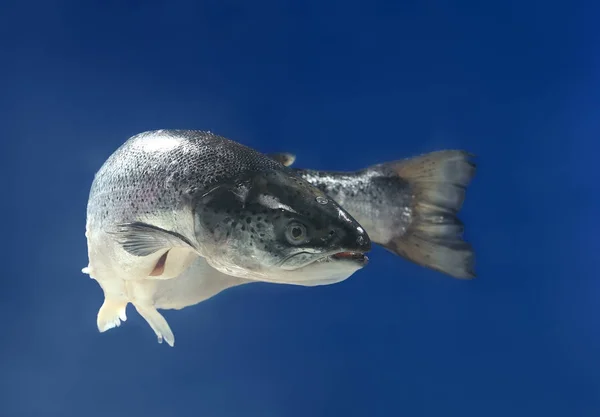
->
[285,222,307,245]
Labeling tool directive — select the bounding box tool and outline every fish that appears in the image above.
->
[267,150,477,279]
[83,129,371,346]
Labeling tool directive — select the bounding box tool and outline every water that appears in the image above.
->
[3,1,598,416]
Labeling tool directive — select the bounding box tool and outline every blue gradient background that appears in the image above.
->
[3,1,599,416]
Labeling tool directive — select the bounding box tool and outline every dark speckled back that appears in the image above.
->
[87,130,284,229]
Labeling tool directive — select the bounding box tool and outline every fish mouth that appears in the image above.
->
[280,250,369,270]
[330,251,369,265]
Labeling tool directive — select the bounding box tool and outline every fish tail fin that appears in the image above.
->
[97,298,128,332]
[378,150,476,279]
[133,304,175,347]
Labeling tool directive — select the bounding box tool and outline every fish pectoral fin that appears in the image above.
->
[109,222,197,257]
[267,152,296,167]
[97,298,128,332]
[133,304,175,347]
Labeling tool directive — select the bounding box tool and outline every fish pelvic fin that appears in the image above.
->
[97,298,128,332]
[379,150,477,279]
[133,304,175,347]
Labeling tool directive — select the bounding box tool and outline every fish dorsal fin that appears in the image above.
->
[109,222,197,257]
[267,152,296,167]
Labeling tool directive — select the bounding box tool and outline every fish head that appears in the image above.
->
[194,169,371,285]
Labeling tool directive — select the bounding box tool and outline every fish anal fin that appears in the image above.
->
[109,222,197,257]
[97,298,128,332]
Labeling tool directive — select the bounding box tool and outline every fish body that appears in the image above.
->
[84,130,370,346]
[268,151,477,279]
